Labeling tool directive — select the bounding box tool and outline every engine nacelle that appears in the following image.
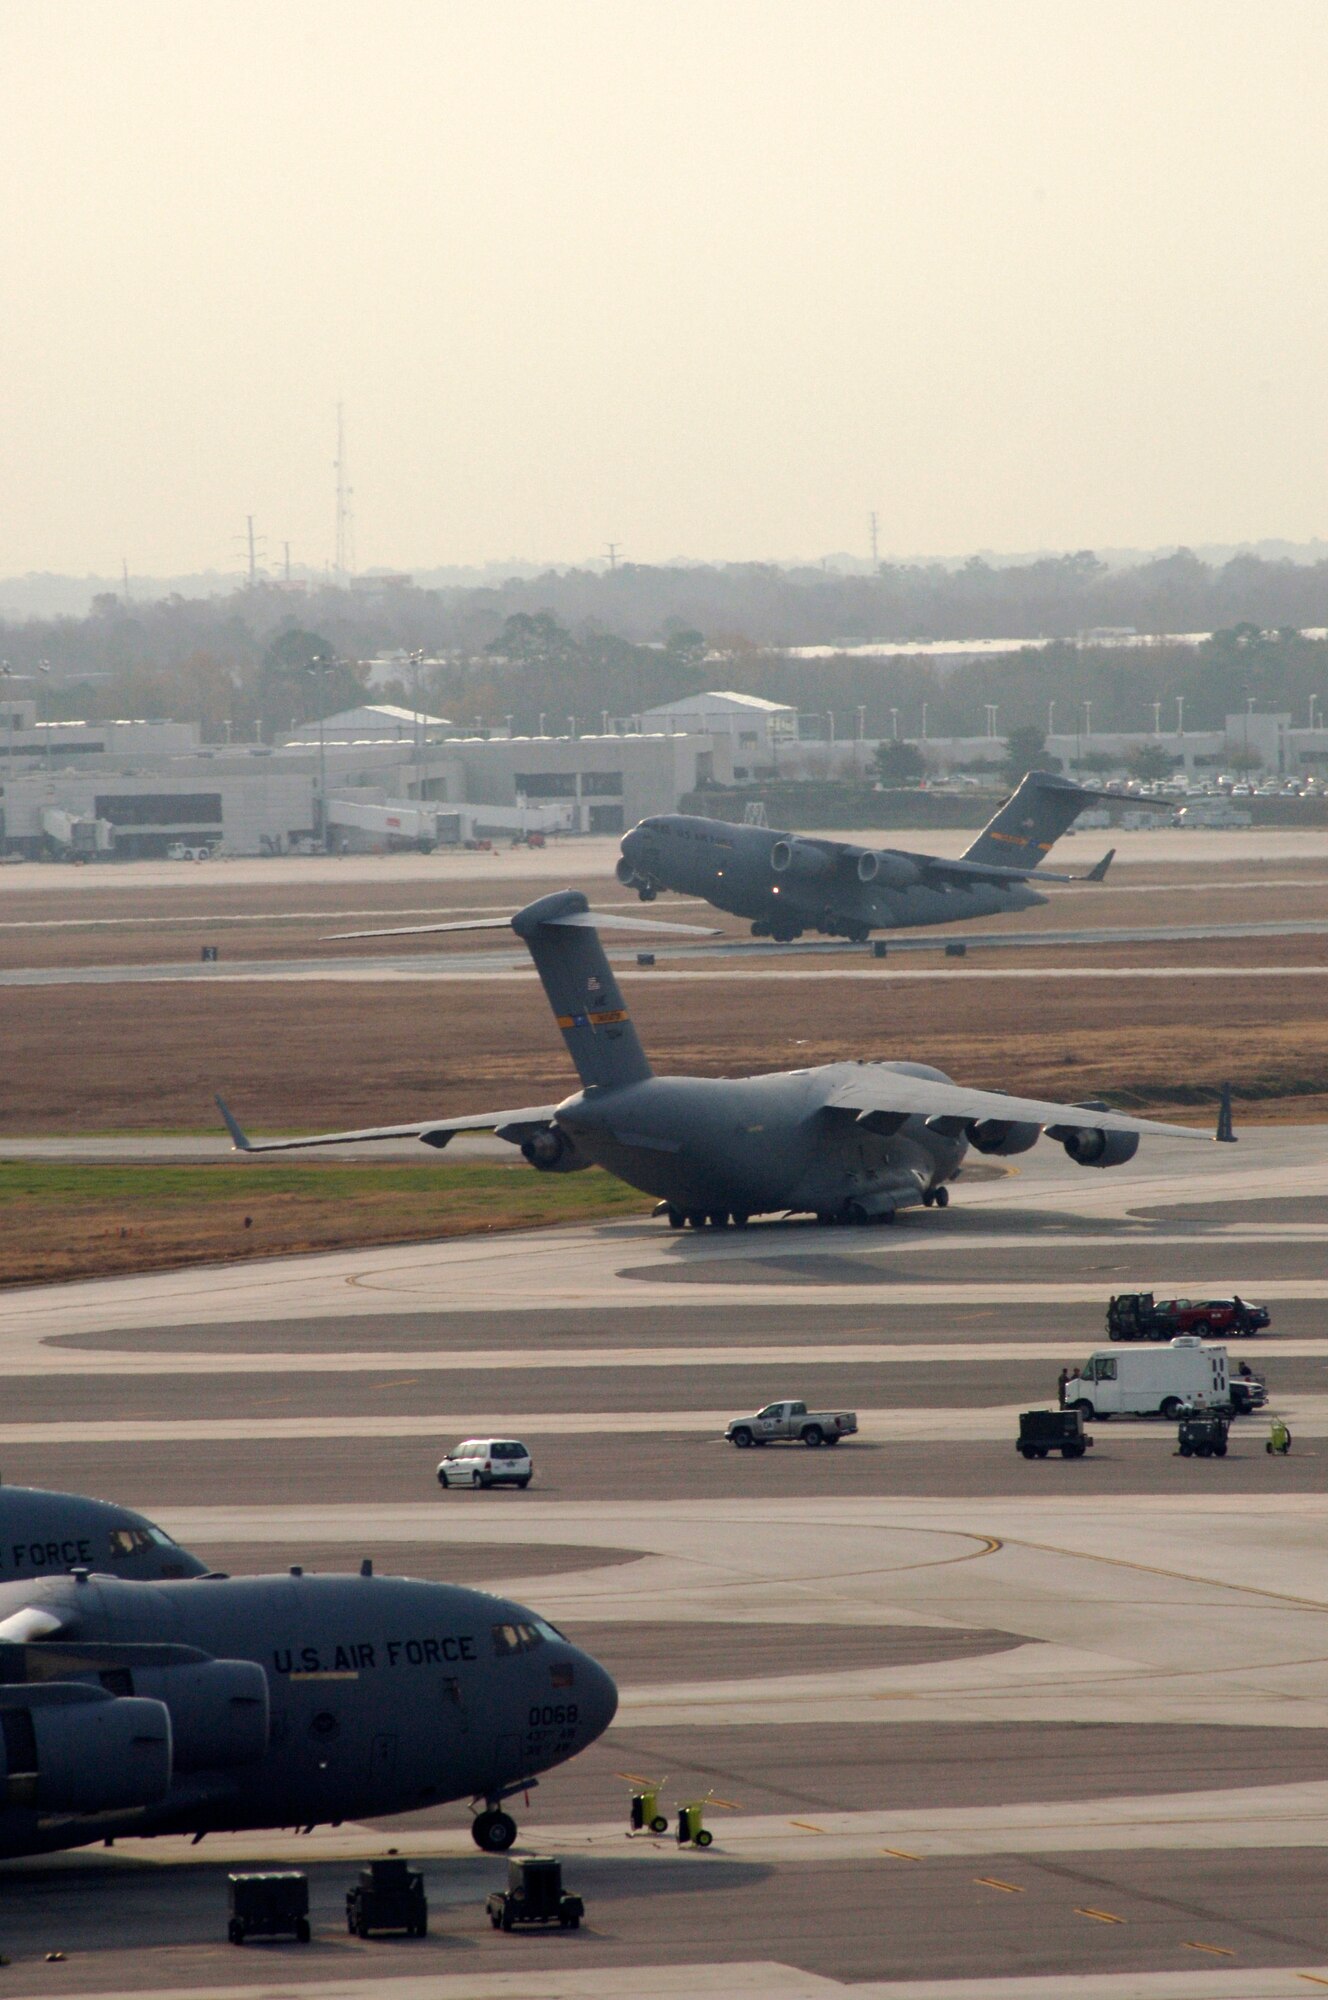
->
[770,838,833,883]
[1058,1127,1140,1170]
[520,1126,589,1173]
[0,1689,171,1812]
[965,1118,1041,1157]
[615,856,641,886]
[871,852,922,891]
[131,1659,269,1770]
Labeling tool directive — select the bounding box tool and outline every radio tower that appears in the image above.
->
[334,402,355,586]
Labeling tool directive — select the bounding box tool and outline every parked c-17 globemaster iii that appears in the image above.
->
[616,769,1116,941]
[218,890,1225,1229]
[0,1564,617,1860]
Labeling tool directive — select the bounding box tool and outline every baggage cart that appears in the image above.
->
[227,1872,310,1944]
[1018,1409,1092,1460]
[345,1857,428,1937]
[1177,1410,1229,1458]
[486,1855,584,1931]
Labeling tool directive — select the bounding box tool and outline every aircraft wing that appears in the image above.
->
[322,911,717,942]
[217,1095,562,1156]
[824,1071,1213,1143]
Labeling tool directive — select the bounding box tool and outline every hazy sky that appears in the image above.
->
[3,0,1327,576]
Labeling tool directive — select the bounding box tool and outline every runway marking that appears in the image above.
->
[1183,1941,1235,1957]
[1004,1532,1328,1617]
[1075,1907,1125,1923]
[789,1819,825,1833]
[1296,1974,1328,1986]
[975,1877,1025,1893]
[881,1847,921,1860]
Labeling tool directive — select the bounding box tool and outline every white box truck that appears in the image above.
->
[1059,1336,1230,1420]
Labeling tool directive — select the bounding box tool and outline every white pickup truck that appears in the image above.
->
[725,1401,858,1449]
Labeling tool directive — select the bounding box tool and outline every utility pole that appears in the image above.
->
[236,515,266,588]
[409,648,425,773]
[604,542,621,572]
[283,541,292,584]
[1152,700,1161,734]
[121,558,130,605]
[869,511,879,567]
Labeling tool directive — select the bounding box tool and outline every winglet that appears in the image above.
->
[1216,1081,1237,1144]
[215,1094,253,1153]
[1085,848,1115,883]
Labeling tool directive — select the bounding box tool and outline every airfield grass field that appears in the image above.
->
[0,1160,649,1287]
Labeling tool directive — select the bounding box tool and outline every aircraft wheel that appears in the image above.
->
[295,1918,311,1944]
[667,1207,684,1230]
[1160,1397,1183,1419]
[473,1809,518,1852]
[707,1211,729,1229]
[933,1185,949,1208]
[731,1212,750,1229]
[685,1211,706,1229]
[228,1919,244,1945]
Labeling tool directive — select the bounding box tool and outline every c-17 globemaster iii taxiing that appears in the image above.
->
[0,1566,617,1859]
[218,889,1225,1228]
[616,769,1116,942]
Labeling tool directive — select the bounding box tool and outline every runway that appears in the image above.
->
[5,914,1328,985]
[7,1131,1328,1994]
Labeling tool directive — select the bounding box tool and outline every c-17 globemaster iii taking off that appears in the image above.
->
[219,889,1227,1228]
[616,769,1116,941]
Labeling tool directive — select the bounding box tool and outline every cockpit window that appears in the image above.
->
[108,1526,155,1559]
[146,1524,177,1548]
[492,1621,545,1657]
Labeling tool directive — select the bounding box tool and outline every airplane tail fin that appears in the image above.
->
[961,770,1099,872]
[512,891,656,1091]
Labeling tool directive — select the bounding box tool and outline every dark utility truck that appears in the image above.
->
[1107,1292,1270,1342]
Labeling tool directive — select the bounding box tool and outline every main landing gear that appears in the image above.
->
[668,1208,750,1230]
[922,1185,950,1208]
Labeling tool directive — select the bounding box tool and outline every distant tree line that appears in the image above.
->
[1,556,1326,747]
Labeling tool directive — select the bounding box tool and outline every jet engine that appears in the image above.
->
[0,1687,171,1812]
[964,1118,1040,1157]
[770,838,834,882]
[1055,1127,1140,1169]
[853,850,920,890]
[519,1126,589,1173]
[615,857,642,886]
[128,1659,269,1770]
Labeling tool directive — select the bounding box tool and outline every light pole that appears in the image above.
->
[1311,693,1320,733]
[409,648,425,770]
[601,709,609,735]
[889,706,898,741]
[1047,699,1055,738]
[985,703,998,739]
[537,713,546,737]
[1082,700,1093,757]
[826,711,835,745]
[1175,695,1184,737]
[1152,700,1161,735]
[305,651,333,851]
[567,715,576,739]
[921,701,928,740]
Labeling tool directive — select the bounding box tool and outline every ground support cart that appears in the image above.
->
[1177,1410,1229,1458]
[345,1857,428,1937]
[227,1872,310,1944]
[486,1856,584,1931]
[1018,1410,1092,1460]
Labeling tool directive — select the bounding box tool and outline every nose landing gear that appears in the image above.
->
[921,1185,950,1208]
[472,1808,518,1852]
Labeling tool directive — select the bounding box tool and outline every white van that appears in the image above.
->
[1060,1337,1229,1419]
[436,1438,533,1490]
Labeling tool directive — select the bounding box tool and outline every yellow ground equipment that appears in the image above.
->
[675,1788,738,1848]
[1266,1416,1292,1455]
[620,1772,670,1836]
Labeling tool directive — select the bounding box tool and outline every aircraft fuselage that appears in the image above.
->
[551,1060,968,1218]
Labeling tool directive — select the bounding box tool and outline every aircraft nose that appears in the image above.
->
[620,827,640,862]
[571,1649,618,1746]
